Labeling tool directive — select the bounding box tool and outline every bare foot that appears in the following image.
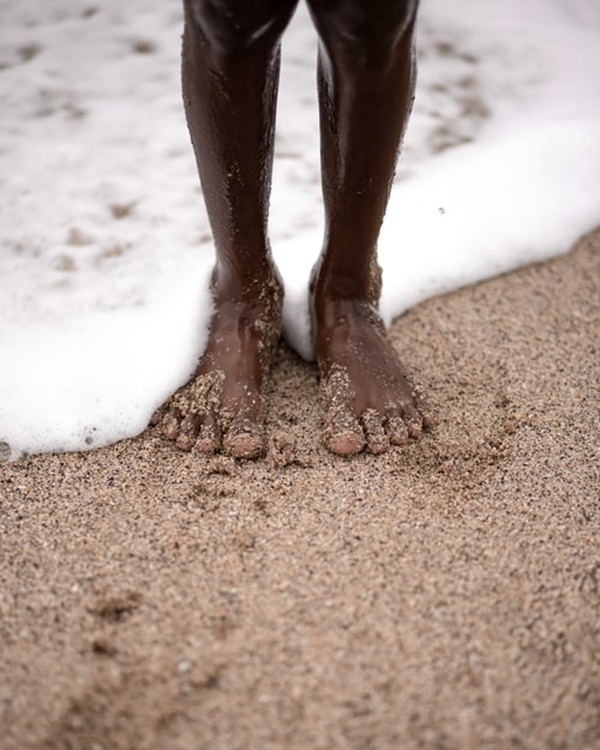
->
[314,297,434,456]
[152,274,282,459]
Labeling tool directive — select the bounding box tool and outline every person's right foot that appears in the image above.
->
[152,272,283,459]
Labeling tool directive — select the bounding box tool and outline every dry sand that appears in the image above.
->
[1,231,599,750]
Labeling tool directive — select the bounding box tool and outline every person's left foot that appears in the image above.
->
[313,296,434,456]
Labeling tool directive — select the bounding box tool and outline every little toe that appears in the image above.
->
[419,402,437,429]
[361,409,390,455]
[176,414,201,452]
[411,387,436,428]
[150,406,165,426]
[399,400,423,439]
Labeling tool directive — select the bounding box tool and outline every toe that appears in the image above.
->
[327,427,366,456]
[361,409,390,455]
[195,413,221,454]
[150,406,165,426]
[161,408,182,441]
[399,399,423,439]
[411,386,436,428]
[405,416,423,439]
[223,419,264,460]
[386,412,409,446]
[176,414,201,451]
[326,405,366,456]
[322,365,366,456]
[419,402,436,429]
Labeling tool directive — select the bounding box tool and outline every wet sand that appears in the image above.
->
[1,230,598,750]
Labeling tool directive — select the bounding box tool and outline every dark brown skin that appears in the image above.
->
[155,0,433,458]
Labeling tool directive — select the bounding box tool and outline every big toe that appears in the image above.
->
[322,365,366,456]
[325,407,366,456]
[223,419,264,460]
[328,428,366,456]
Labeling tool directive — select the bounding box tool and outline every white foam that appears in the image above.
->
[1,0,598,460]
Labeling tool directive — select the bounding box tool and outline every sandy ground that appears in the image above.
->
[1,230,599,750]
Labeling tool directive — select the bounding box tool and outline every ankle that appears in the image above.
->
[310,255,382,315]
[213,261,283,305]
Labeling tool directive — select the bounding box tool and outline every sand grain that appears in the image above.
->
[1,231,598,750]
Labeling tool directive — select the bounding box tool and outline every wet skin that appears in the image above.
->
[157,271,283,459]
[155,0,432,457]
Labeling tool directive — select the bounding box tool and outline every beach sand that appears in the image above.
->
[1,230,598,750]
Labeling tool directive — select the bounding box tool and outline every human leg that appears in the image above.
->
[307,0,433,455]
[156,0,298,458]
